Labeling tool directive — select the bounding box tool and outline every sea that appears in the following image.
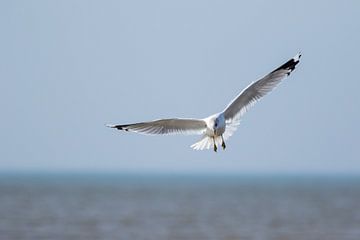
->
[0,173,359,240]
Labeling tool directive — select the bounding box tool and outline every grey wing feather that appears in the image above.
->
[107,118,207,135]
[224,53,301,121]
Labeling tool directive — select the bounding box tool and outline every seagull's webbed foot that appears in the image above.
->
[222,141,226,150]
[221,135,226,150]
[213,137,217,152]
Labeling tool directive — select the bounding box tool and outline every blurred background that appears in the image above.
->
[1,0,360,239]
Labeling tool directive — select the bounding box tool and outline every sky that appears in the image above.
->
[1,0,359,174]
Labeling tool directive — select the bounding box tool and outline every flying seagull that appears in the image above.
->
[107,53,301,152]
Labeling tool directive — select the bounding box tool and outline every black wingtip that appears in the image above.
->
[106,124,130,131]
[272,53,301,76]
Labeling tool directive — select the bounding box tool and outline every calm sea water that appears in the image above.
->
[0,173,359,240]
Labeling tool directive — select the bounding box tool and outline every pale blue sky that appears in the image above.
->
[1,0,359,174]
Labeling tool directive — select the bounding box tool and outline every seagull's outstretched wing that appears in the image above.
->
[223,53,301,122]
[107,118,207,135]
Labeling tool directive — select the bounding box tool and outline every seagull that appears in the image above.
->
[107,53,301,152]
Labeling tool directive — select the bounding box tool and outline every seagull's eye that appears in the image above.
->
[215,123,218,127]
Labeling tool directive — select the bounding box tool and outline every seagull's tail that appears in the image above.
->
[191,135,222,151]
[191,136,212,150]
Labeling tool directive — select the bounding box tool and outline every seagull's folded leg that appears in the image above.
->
[221,135,226,150]
[213,137,217,152]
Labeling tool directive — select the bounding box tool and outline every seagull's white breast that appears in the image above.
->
[204,113,226,137]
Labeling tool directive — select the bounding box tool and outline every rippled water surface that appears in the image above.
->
[0,174,359,240]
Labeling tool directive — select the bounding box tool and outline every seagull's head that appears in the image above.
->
[213,118,219,133]
[214,119,218,128]
[210,114,225,135]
